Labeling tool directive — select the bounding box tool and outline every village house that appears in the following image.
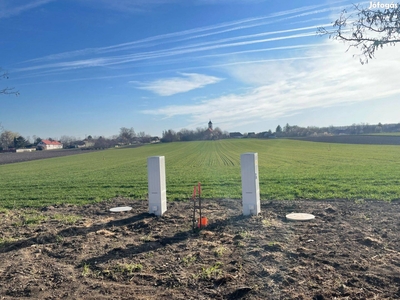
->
[150,137,160,143]
[36,139,63,150]
[76,139,95,148]
[229,132,243,138]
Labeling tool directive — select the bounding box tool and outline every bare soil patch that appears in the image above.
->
[290,135,400,145]
[1,199,399,299]
[0,149,101,165]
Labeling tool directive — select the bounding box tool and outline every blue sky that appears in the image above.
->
[1,0,399,140]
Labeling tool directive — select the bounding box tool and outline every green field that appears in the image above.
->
[1,139,400,208]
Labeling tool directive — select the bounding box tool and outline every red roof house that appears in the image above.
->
[36,140,63,150]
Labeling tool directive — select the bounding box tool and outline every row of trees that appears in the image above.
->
[272,122,398,138]
[59,127,153,149]
[0,125,155,150]
[160,127,229,142]
[0,126,41,150]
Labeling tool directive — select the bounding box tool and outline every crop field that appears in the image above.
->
[1,139,400,208]
[291,134,400,145]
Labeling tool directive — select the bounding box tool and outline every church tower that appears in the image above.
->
[208,120,213,131]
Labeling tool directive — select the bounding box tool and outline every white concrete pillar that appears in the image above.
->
[241,152,260,215]
[147,156,167,216]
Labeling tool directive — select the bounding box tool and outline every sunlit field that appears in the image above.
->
[1,139,400,208]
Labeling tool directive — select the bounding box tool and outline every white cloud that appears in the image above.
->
[19,2,340,66]
[16,31,319,74]
[141,40,400,128]
[74,0,176,13]
[0,0,54,18]
[133,73,223,96]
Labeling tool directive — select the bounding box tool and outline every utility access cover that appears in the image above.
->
[110,206,132,212]
[286,213,315,221]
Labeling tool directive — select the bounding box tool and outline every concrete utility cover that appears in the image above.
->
[286,213,315,221]
[110,206,132,212]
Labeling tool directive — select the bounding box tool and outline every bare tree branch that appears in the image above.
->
[318,3,400,64]
[1,69,19,96]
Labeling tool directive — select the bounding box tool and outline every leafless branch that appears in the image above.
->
[318,3,400,64]
[1,70,19,96]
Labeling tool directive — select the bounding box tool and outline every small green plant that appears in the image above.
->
[115,263,143,275]
[0,207,9,215]
[82,263,91,276]
[200,262,223,280]
[52,213,81,225]
[354,213,369,220]
[0,237,16,248]
[262,219,271,227]
[182,255,197,266]
[214,247,226,257]
[141,235,156,242]
[126,263,143,274]
[25,215,48,225]
[55,235,64,243]
[234,240,245,247]
[239,230,251,239]
[265,241,283,251]
[12,220,23,227]
[146,251,154,258]
[237,262,243,271]
[355,199,365,204]
[13,211,49,226]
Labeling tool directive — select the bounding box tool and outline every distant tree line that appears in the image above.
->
[0,126,156,151]
[60,127,155,149]
[269,122,399,138]
[0,126,39,151]
[160,127,229,143]
[1,121,399,151]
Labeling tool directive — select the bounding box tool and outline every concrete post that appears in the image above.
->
[147,156,167,216]
[241,152,260,215]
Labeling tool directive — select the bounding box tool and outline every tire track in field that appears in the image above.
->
[205,141,238,167]
[217,141,238,166]
[182,141,237,167]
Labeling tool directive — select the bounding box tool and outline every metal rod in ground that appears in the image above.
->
[198,182,202,229]
[192,185,196,231]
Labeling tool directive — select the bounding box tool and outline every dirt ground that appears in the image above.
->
[0,149,100,165]
[1,198,399,300]
[291,135,400,145]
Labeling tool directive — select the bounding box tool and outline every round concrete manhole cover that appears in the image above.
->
[110,206,132,212]
[286,213,315,221]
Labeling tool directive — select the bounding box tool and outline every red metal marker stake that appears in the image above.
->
[192,185,196,200]
[198,182,201,197]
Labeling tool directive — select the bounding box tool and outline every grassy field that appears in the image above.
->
[1,139,400,208]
